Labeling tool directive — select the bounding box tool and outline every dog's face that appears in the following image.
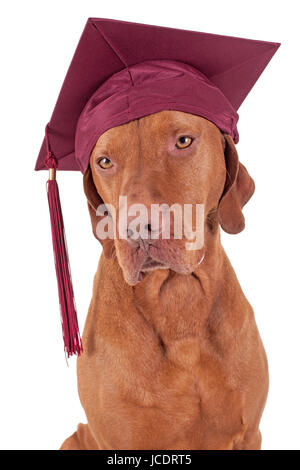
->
[84,111,254,285]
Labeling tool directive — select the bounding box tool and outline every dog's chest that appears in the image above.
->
[82,328,245,449]
[126,328,244,443]
[77,257,268,449]
[80,273,246,449]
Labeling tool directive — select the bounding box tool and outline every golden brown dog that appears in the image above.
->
[61,111,268,450]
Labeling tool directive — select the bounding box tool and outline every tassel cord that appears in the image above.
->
[44,124,82,357]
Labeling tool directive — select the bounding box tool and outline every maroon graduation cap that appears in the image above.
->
[35,18,280,357]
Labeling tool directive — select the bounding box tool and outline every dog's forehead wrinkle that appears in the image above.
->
[94,121,139,159]
[157,112,201,136]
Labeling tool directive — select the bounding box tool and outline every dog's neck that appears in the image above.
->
[95,226,233,350]
[133,228,222,316]
[87,224,246,377]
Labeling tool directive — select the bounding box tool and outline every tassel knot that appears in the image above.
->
[45,153,58,170]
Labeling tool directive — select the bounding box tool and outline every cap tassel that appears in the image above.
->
[45,126,82,357]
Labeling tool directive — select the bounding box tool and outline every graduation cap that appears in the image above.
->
[35,18,280,357]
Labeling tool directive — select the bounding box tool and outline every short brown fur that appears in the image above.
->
[61,111,267,450]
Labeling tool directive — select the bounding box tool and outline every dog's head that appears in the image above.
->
[83,111,254,285]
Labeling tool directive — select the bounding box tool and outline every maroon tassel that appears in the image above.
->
[45,126,82,357]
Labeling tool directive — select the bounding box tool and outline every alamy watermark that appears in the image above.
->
[95,196,204,251]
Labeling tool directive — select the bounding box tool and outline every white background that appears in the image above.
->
[0,0,298,450]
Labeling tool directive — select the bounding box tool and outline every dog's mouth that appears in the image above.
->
[116,239,203,286]
[140,257,168,273]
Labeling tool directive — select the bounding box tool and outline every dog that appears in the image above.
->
[60,110,268,450]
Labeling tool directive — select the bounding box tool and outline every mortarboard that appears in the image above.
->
[35,18,280,357]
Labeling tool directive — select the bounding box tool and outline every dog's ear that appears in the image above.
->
[83,167,115,258]
[218,134,255,234]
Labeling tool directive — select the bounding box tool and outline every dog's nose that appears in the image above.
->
[145,223,160,237]
[127,223,160,241]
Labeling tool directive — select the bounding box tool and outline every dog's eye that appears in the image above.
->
[176,136,193,149]
[97,157,113,169]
